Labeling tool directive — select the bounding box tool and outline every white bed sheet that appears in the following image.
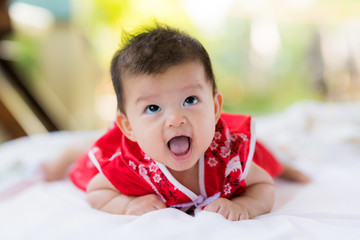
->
[0,101,360,240]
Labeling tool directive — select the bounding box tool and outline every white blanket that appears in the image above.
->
[1,101,360,240]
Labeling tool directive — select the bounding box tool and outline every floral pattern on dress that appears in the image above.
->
[153,174,162,183]
[149,162,159,172]
[207,157,218,167]
[206,119,248,198]
[224,183,232,196]
[209,141,218,151]
[129,160,137,170]
[139,165,147,176]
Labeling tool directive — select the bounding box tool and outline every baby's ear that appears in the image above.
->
[213,91,223,123]
[115,112,137,142]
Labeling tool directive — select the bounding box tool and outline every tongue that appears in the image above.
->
[169,136,190,155]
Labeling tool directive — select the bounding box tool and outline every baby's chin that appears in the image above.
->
[166,160,198,173]
[166,152,205,173]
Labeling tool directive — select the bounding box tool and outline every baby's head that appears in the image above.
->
[110,24,217,115]
[110,24,223,172]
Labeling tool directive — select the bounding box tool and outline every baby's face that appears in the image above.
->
[117,61,222,173]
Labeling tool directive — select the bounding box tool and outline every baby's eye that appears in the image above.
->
[184,96,198,106]
[145,105,162,114]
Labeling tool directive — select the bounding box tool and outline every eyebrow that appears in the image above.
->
[135,83,203,104]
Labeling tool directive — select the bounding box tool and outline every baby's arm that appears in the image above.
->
[86,173,166,215]
[204,162,274,221]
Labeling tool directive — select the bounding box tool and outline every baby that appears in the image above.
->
[46,24,309,221]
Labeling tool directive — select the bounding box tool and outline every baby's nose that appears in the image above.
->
[166,111,186,128]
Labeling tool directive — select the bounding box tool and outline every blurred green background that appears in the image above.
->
[1,0,360,142]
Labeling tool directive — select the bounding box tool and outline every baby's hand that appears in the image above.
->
[203,197,249,221]
[125,194,166,216]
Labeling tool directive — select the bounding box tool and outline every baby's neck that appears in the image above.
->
[168,162,200,195]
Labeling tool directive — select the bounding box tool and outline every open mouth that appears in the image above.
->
[167,136,191,156]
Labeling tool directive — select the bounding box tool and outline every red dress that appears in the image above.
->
[70,113,283,211]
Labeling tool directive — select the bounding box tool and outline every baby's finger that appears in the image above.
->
[203,203,220,213]
[217,206,230,220]
[239,211,249,220]
[228,211,241,221]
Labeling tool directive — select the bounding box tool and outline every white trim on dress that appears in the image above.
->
[198,155,207,198]
[240,118,256,181]
[88,149,103,174]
